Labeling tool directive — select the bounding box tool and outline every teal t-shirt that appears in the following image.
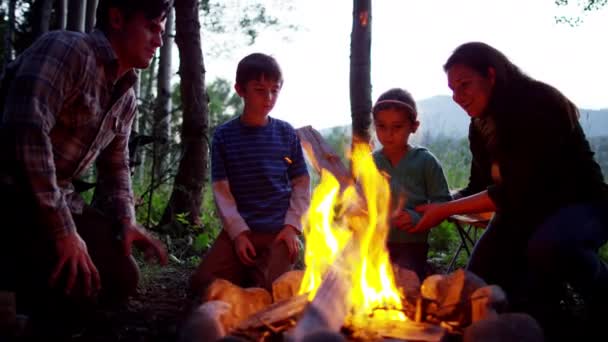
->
[373,145,452,243]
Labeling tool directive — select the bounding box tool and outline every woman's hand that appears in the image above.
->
[408,203,450,233]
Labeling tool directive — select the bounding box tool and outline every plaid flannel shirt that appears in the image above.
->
[0,30,138,238]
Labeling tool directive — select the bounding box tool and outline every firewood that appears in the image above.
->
[393,263,421,307]
[421,274,448,302]
[422,269,487,326]
[295,126,351,189]
[470,285,507,323]
[234,293,309,331]
[272,270,304,303]
[204,279,272,332]
[289,267,352,341]
[179,300,230,342]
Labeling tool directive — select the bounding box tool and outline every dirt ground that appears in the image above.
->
[67,263,194,342]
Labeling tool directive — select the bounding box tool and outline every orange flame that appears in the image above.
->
[299,142,407,330]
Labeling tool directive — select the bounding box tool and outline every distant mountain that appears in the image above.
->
[416,95,469,138]
[321,95,608,138]
[321,95,608,139]
[579,109,608,137]
[417,95,608,138]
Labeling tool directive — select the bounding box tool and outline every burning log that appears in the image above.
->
[290,266,352,341]
[392,263,421,310]
[295,126,351,189]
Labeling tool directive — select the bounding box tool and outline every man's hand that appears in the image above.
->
[391,211,414,231]
[121,221,168,265]
[234,231,256,265]
[274,225,300,263]
[49,231,101,297]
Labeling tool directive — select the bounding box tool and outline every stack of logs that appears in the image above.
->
[180,267,514,342]
[179,126,542,342]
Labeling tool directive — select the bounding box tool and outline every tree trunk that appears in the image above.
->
[85,0,98,32]
[132,70,141,134]
[57,0,68,30]
[32,0,54,39]
[349,0,372,144]
[137,57,158,182]
[153,7,174,179]
[67,0,87,32]
[160,0,208,226]
[2,0,16,74]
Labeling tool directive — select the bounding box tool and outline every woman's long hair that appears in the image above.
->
[443,42,531,116]
[443,42,579,155]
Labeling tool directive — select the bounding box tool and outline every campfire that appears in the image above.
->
[191,127,505,342]
[298,141,412,332]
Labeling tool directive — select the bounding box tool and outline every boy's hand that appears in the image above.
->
[50,231,101,297]
[391,211,414,231]
[234,231,256,265]
[274,225,300,262]
[409,203,448,233]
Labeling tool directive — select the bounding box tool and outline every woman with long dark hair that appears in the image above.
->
[410,42,608,339]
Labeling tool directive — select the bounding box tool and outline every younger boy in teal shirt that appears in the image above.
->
[372,88,451,280]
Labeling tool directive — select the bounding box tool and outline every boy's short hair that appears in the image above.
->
[235,53,283,87]
[372,88,418,123]
[96,0,173,33]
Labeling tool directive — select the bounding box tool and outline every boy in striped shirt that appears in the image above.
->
[191,53,310,293]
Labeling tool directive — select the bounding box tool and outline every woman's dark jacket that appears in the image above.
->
[458,79,608,229]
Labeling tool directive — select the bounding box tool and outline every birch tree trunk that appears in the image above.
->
[57,0,68,30]
[85,0,98,32]
[67,0,87,32]
[153,7,174,179]
[137,57,158,181]
[349,0,372,144]
[132,71,141,134]
[160,0,208,226]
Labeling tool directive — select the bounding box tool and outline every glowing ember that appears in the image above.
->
[299,142,407,331]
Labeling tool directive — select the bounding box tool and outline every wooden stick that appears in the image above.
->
[296,126,351,188]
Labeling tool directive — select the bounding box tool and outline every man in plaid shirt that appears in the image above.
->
[0,0,170,327]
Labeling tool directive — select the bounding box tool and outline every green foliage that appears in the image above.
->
[200,0,297,57]
[600,243,608,262]
[428,220,466,272]
[423,136,472,190]
[554,0,608,25]
[207,77,242,134]
[193,187,222,252]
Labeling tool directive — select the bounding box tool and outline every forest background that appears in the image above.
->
[1,0,607,274]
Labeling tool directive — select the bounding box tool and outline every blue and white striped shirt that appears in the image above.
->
[211,116,308,233]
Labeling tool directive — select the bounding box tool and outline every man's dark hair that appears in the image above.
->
[235,53,283,87]
[95,0,173,33]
